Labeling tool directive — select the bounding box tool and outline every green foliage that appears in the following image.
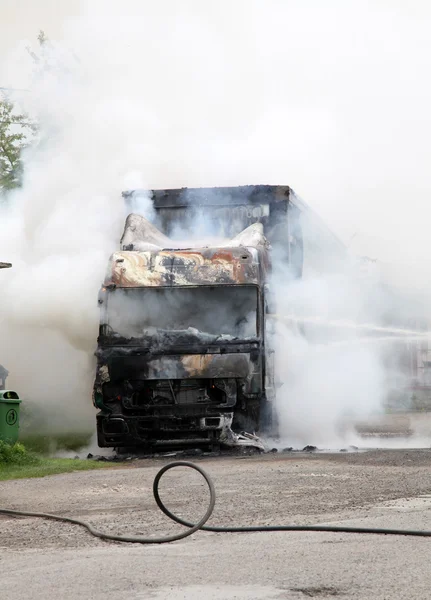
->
[38,30,48,47]
[0,30,47,195]
[21,432,93,454]
[0,440,39,466]
[0,458,112,481]
[0,97,34,194]
[0,440,112,480]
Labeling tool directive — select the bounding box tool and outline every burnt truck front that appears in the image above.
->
[94,233,273,449]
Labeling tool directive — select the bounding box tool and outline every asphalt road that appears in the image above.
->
[2,450,431,599]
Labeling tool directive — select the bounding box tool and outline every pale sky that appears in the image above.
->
[1,1,82,54]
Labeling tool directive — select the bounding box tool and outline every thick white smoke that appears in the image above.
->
[270,268,387,447]
[0,1,430,442]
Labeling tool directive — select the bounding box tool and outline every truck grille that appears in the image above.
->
[131,379,223,407]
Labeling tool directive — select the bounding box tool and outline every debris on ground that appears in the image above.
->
[302,445,318,452]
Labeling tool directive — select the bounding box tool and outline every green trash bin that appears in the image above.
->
[0,391,21,444]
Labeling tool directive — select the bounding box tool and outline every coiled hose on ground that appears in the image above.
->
[2,460,431,544]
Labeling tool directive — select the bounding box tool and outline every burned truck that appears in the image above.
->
[93,185,346,449]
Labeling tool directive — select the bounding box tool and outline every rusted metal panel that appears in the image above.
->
[105,246,264,287]
[109,220,270,288]
[111,219,270,287]
[95,352,258,383]
[147,353,254,380]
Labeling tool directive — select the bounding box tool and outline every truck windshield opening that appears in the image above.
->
[103,285,258,339]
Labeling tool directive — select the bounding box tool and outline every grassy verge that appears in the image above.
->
[20,432,93,454]
[0,441,113,481]
[0,459,112,481]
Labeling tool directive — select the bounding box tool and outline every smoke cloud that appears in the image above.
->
[0,0,430,442]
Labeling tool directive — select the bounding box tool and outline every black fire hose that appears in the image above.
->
[2,460,431,544]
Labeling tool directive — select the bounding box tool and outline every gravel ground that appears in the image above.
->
[2,449,431,598]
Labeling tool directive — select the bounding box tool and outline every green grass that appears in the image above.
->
[0,441,113,481]
[0,458,112,481]
[20,432,93,454]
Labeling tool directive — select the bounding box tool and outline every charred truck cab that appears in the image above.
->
[94,227,273,449]
[94,185,313,450]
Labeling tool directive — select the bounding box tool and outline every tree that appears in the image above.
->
[26,30,48,65]
[0,96,34,194]
[0,31,46,195]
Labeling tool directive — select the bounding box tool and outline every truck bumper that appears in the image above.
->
[96,411,233,448]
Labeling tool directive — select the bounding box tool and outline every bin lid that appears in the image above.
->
[0,390,21,403]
